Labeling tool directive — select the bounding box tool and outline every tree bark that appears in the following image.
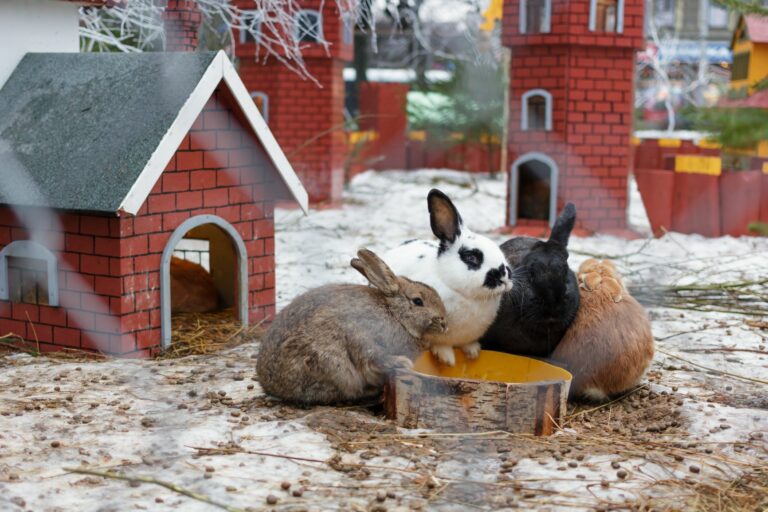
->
[385,368,569,435]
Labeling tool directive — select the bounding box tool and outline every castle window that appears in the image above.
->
[295,10,323,43]
[521,89,553,131]
[520,0,551,34]
[250,91,269,123]
[0,241,59,306]
[510,153,560,227]
[239,11,262,44]
[707,0,728,28]
[654,0,675,27]
[589,0,624,32]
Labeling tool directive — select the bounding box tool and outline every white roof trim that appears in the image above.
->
[118,51,308,215]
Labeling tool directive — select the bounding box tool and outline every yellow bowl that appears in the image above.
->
[412,349,572,384]
[386,349,572,435]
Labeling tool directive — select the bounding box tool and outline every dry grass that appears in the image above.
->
[164,309,263,359]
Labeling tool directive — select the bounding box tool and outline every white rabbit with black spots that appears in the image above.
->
[384,189,513,366]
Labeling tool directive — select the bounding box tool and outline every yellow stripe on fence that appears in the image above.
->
[696,139,721,149]
[658,138,683,148]
[674,155,722,176]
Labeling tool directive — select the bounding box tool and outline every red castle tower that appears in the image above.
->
[234,0,352,204]
[502,0,644,232]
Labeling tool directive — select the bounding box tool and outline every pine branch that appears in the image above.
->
[713,0,768,17]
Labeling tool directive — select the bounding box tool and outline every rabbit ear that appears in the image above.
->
[351,249,400,296]
[428,189,463,249]
[549,203,576,247]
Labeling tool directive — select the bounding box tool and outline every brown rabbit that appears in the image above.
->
[170,257,220,313]
[551,259,654,402]
[257,249,447,405]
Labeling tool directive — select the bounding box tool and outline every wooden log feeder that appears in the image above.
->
[385,350,572,435]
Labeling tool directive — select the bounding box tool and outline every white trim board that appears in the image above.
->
[118,51,308,216]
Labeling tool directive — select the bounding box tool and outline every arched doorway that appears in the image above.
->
[161,215,249,349]
[510,152,559,227]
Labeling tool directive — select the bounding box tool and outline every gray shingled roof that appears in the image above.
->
[0,52,218,214]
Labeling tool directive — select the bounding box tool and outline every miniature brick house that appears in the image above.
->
[0,51,307,357]
[233,0,353,204]
[501,0,644,232]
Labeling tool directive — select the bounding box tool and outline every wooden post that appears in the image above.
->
[385,350,570,435]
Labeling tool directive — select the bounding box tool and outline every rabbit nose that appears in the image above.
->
[437,318,447,332]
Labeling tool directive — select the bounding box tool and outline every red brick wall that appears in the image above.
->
[163,0,201,51]
[501,0,645,49]
[357,82,409,170]
[0,85,281,356]
[234,0,351,203]
[503,0,643,232]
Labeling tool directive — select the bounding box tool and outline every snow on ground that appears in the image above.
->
[1,170,767,511]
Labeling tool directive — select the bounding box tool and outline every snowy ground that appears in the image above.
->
[1,170,767,511]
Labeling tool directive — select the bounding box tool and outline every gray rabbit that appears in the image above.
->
[256,249,447,405]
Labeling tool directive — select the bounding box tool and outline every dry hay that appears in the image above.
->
[165,309,263,358]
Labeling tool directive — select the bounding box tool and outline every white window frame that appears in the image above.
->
[589,0,625,32]
[521,89,553,131]
[519,0,552,34]
[294,9,324,43]
[0,240,59,306]
[250,91,269,123]
[239,10,263,44]
[654,0,675,27]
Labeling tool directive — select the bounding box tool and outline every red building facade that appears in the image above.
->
[234,0,352,203]
[502,0,644,232]
[0,52,306,357]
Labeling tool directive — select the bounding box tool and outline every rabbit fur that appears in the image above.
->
[550,259,655,402]
[257,249,447,405]
[383,189,513,366]
[170,257,220,313]
[481,203,580,357]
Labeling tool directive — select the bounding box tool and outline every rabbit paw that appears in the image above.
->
[387,355,414,370]
[604,277,624,303]
[431,345,456,366]
[461,342,482,360]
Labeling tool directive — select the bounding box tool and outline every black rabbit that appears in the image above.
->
[480,203,579,357]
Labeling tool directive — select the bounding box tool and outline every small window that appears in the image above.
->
[732,52,750,81]
[295,10,323,43]
[250,91,269,123]
[520,0,551,34]
[240,11,262,44]
[7,257,49,305]
[521,89,553,131]
[707,1,728,28]
[0,241,59,306]
[590,0,623,32]
[654,0,675,27]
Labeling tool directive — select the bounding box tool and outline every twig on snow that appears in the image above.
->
[63,466,246,512]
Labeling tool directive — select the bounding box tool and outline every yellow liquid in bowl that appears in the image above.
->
[412,349,572,384]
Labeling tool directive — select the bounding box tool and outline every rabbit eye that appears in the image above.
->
[412,298,424,306]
